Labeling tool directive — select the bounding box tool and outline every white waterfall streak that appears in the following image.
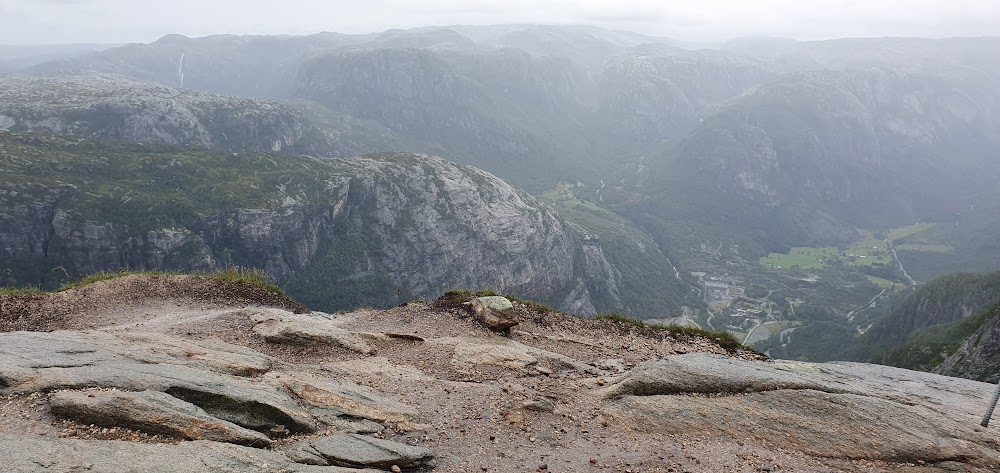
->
[177,53,185,88]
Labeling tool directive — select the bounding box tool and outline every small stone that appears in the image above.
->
[391,465,402,473]
[522,399,555,413]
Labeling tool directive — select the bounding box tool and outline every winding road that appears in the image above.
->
[847,286,890,321]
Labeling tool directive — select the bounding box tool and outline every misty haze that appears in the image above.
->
[2,1,1000,471]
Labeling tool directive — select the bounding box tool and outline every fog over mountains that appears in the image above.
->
[2,24,1000,376]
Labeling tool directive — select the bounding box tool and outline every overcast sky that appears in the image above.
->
[1,0,998,45]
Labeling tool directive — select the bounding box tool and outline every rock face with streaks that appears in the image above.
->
[49,390,273,447]
[602,353,1000,469]
[0,132,623,314]
[935,303,1000,383]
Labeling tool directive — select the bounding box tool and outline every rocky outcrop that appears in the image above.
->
[936,307,1000,383]
[603,353,1000,469]
[1,275,996,472]
[49,389,273,447]
[284,434,435,469]
[466,296,518,332]
[0,331,318,434]
[251,310,382,354]
[0,133,600,314]
[0,436,380,473]
[268,371,419,427]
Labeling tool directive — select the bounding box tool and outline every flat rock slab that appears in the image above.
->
[285,434,435,470]
[0,331,317,435]
[251,310,380,354]
[269,371,418,426]
[50,389,272,447]
[605,353,997,418]
[602,353,834,398]
[603,353,1000,469]
[0,435,378,473]
[450,340,538,370]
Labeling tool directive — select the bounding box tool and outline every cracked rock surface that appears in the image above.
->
[2,275,999,472]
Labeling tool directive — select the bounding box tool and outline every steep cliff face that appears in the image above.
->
[866,273,1000,351]
[280,153,582,310]
[0,132,622,313]
[935,304,1000,382]
[851,272,1000,377]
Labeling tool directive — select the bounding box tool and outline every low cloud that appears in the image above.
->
[0,0,997,45]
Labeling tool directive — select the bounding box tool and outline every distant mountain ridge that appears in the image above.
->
[639,40,1000,263]
[4,26,1000,334]
[0,73,403,157]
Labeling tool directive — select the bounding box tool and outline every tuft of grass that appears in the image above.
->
[56,266,291,300]
[596,312,646,327]
[596,312,749,352]
[0,286,42,296]
[447,289,501,297]
[659,324,746,352]
[58,269,178,291]
[207,266,287,298]
[505,293,560,314]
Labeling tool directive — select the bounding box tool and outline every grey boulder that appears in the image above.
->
[466,297,518,332]
[49,389,272,447]
[285,434,435,470]
[251,310,380,354]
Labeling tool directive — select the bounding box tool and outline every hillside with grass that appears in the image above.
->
[0,131,697,316]
[856,272,1000,364]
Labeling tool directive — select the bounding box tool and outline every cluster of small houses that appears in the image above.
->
[692,272,767,325]
[692,272,745,302]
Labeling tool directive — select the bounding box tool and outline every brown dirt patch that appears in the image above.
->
[0,274,307,333]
